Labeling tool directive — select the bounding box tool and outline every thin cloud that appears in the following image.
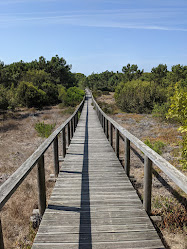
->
[0,8,186,32]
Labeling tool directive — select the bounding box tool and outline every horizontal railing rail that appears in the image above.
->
[91,92,187,215]
[0,96,85,248]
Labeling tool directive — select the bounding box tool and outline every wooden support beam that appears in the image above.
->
[115,128,119,158]
[0,217,4,249]
[103,117,106,133]
[71,119,74,139]
[109,122,113,148]
[124,137,130,177]
[106,120,109,139]
[67,122,70,146]
[62,128,66,158]
[53,137,59,177]
[143,156,152,215]
[37,155,46,217]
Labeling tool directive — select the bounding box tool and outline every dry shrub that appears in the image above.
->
[152,196,187,232]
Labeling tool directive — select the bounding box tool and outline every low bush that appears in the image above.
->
[144,139,166,155]
[35,121,56,138]
[115,80,167,114]
[97,101,116,114]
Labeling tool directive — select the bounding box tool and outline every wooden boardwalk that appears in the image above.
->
[32,94,164,249]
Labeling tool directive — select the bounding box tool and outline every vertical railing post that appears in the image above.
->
[53,137,59,177]
[103,117,106,133]
[73,115,76,133]
[124,137,130,177]
[109,122,113,148]
[67,122,70,146]
[37,155,46,217]
[115,128,119,158]
[0,217,4,249]
[106,119,109,139]
[143,156,152,215]
[71,119,73,139]
[62,127,66,158]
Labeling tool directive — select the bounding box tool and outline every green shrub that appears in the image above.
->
[0,85,9,110]
[65,87,84,106]
[152,102,170,119]
[35,121,56,138]
[17,81,46,108]
[115,80,167,114]
[144,139,166,155]
[97,101,116,114]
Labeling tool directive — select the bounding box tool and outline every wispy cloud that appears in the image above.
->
[0,8,186,32]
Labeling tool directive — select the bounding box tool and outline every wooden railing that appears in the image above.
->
[0,97,85,248]
[91,93,187,215]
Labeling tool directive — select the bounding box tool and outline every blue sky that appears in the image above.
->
[0,0,187,75]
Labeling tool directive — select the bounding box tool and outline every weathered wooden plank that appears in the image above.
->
[32,240,164,249]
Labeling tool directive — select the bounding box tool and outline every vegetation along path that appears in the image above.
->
[32,92,164,248]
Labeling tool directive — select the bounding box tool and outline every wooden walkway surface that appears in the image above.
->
[32,94,164,249]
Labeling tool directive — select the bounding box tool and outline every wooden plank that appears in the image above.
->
[0,218,4,249]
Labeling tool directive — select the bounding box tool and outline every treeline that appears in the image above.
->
[0,55,84,110]
[84,63,187,169]
[84,63,187,115]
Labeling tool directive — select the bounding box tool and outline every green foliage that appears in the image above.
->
[97,101,116,114]
[115,80,167,113]
[152,102,170,119]
[0,55,78,110]
[65,87,85,106]
[58,85,67,106]
[122,63,143,82]
[151,64,168,85]
[144,139,166,155]
[35,121,56,138]
[0,85,9,109]
[17,81,47,108]
[167,84,187,169]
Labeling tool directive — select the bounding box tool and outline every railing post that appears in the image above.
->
[0,217,4,249]
[67,122,70,146]
[71,119,74,139]
[115,128,119,158]
[143,156,152,215]
[109,122,113,148]
[124,138,130,177]
[37,155,46,217]
[62,127,66,158]
[106,119,109,139]
[103,117,106,133]
[73,116,76,132]
[53,137,59,177]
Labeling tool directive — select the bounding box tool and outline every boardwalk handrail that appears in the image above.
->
[0,96,85,248]
[91,93,187,214]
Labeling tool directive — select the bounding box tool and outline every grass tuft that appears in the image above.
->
[35,121,56,138]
